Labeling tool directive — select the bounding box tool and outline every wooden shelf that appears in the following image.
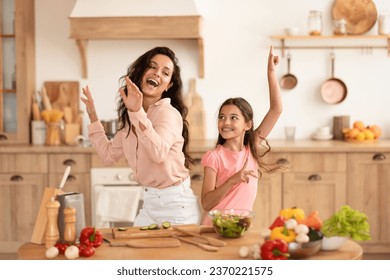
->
[271,35,390,57]
[69,16,204,78]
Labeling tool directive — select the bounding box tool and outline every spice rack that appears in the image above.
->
[271,35,390,57]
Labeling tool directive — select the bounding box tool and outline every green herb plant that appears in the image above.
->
[321,205,370,241]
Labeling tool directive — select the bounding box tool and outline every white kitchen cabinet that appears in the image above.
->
[347,152,390,253]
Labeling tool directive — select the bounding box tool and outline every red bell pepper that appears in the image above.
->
[79,227,103,248]
[260,239,290,260]
[269,216,285,230]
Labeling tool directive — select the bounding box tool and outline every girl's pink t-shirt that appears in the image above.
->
[201,145,258,225]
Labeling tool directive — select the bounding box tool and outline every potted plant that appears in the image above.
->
[320,205,370,251]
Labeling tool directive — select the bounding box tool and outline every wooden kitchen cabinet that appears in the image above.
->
[48,153,92,225]
[0,153,47,252]
[347,152,390,253]
[281,152,347,220]
[0,0,35,144]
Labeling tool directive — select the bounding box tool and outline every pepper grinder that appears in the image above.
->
[45,196,60,248]
[63,207,77,244]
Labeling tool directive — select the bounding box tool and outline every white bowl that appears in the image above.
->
[284,27,299,36]
[321,236,348,251]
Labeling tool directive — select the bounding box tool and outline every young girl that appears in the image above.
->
[201,46,282,225]
[81,46,200,226]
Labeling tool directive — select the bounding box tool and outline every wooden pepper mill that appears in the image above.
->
[63,207,77,244]
[45,196,60,248]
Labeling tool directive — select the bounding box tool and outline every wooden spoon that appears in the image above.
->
[173,226,227,247]
[172,235,219,252]
[106,238,181,248]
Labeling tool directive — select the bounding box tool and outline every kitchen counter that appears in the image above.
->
[1,139,390,153]
[17,228,362,260]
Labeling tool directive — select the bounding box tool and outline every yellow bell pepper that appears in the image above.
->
[270,226,297,243]
[279,207,305,222]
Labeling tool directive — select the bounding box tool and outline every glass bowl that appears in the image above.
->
[288,240,322,259]
[208,209,255,238]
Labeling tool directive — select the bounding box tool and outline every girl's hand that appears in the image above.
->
[268,45,279,72]
[119,76,143,112]
[229,158,257,185]
[81,85,98,123]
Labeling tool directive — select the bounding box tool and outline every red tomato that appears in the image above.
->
[55,242,69,254]
[78,244,95,257]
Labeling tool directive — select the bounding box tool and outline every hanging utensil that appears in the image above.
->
[280,52,298,90]
[320,51,348,104]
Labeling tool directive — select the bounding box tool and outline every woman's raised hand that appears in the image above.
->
[120,77,143,112]
[81,85,98,123]
[268,45,279,72]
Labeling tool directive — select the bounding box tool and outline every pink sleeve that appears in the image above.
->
[201,150,219,173]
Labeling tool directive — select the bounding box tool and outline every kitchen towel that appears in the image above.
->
[95,186,142,228]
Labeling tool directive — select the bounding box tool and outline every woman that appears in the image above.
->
[81,46,200,226]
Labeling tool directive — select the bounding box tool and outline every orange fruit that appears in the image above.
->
[369,125,382,139]
[347,128,360,139]
[353,121,365,131]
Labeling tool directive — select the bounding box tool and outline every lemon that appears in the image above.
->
[355,132,365,141]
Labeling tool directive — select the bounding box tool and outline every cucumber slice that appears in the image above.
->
[162,221,171,229]
[118,227,127,231]
[148,223,159,230]
[140,226,150,230]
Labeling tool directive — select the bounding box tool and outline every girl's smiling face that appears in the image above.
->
[141,54,173,98]
[218,104,252,140]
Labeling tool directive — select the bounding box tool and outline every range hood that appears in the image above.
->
[69,0,203,78]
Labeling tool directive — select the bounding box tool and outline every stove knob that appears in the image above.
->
[115,173,123,181]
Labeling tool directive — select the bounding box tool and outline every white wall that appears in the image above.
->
[35,0,390,140]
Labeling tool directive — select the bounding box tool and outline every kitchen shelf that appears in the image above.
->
[271,35,390,57]
[69,16,204,78]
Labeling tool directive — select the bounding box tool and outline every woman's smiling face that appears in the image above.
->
[141,54,174,98]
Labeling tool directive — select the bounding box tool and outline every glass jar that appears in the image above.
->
[378,12,389,35]
[333,19,347,36]
[308,10,322,36]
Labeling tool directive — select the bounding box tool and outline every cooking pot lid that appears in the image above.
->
[321,79,347,104]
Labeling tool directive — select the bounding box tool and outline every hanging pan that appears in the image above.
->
[320,51,347,104]
[280,52,298,90]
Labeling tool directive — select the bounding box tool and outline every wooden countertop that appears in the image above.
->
[17,229,362,260]
[2,139,390,154]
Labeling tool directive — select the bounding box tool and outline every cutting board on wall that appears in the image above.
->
[184,79,205,142]
[43,81,80,123]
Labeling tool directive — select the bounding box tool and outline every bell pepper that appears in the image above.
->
[260,239,289,260]
[270,225,296,243]
[279,206,305,222]
[79,227,103,248]
[269,216,285,230]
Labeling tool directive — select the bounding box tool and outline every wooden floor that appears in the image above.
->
[1,252,389,260]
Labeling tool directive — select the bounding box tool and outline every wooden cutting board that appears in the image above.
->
[332,0,377,34]
[184,79,205,141]
[112,224,214,239]
[43,81,80,124]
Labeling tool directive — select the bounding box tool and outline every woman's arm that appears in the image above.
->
[255,46,283,142]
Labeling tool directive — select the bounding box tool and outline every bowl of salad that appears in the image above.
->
[208,209,255,238]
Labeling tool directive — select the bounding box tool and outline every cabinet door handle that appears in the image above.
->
[63,159,76,166]
[191,174,203,181]
[10,175,24,181]
[308,174,321,181]
[0,134,8,141]
[372,153,386,161]
[276,158,289,165]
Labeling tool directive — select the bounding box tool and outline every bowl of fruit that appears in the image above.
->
[343,121,382,143]
[209,209,255,238]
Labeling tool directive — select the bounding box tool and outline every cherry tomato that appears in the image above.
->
[55,242,69,254]
[78,244,95,257]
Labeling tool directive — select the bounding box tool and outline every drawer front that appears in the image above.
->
[273,152,347,173]
[0,154,48,173]
[348,152,390,164]
[49,154,90,173]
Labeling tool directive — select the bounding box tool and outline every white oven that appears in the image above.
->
[91,168,143,228]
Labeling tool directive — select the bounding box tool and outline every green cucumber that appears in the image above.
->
[161,221,171,229]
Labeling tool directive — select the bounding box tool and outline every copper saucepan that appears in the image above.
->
[280,52,298,90]
[320,52,347,104]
